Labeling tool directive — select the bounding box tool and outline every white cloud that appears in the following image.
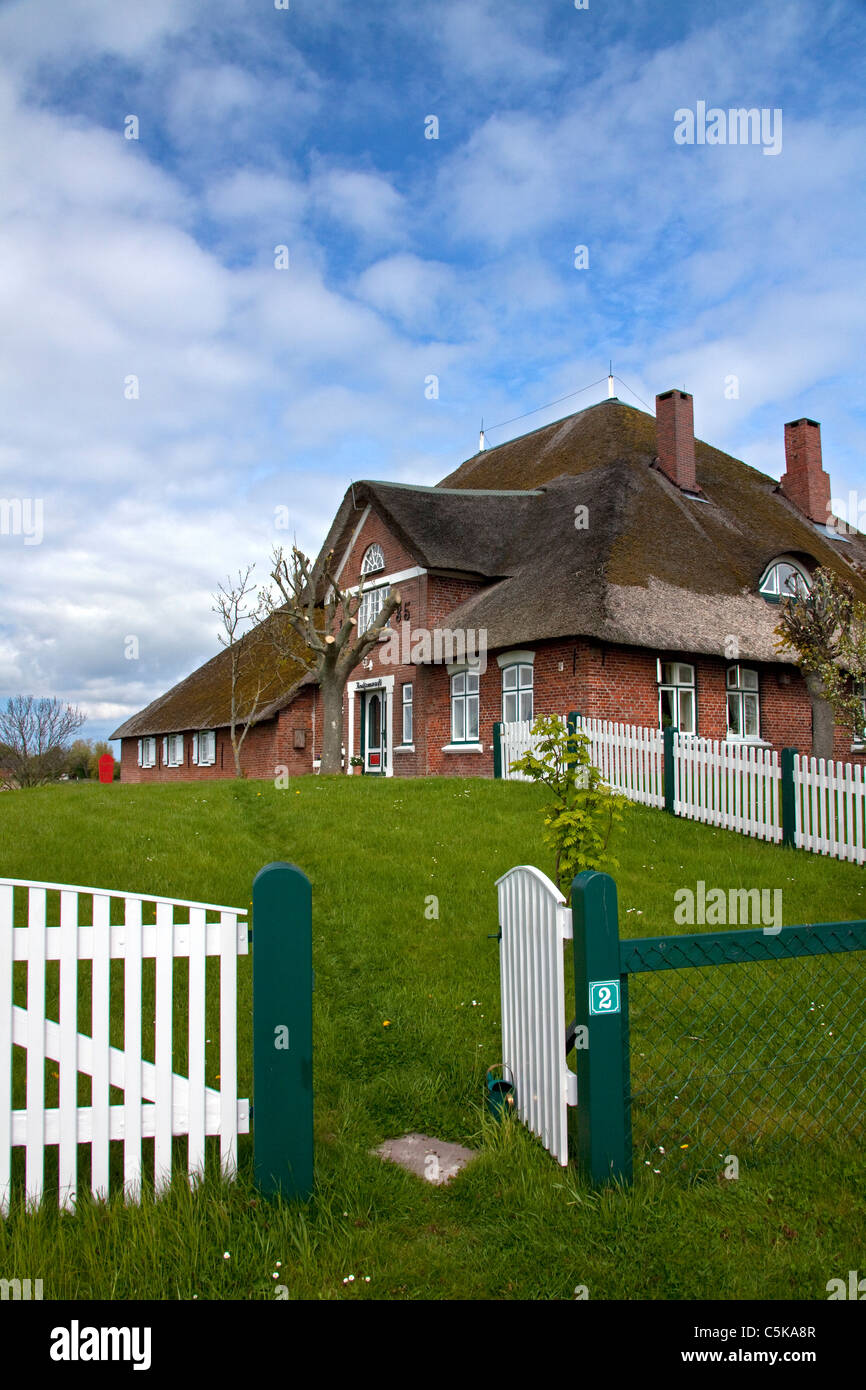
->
[311,167,406,243]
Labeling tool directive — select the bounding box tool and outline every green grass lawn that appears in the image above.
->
[1,775,864,1301]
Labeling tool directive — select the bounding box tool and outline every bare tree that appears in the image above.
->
[775,567,866,759]
[0,696,87,788]
[213,565,272,778]
[260,544,400,774]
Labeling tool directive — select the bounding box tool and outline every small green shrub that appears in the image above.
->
[508,715,630,896]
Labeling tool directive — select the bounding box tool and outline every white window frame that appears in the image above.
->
[759,557,811,602]
[163,733,184,767]
[450,669,479,743]
[401,683,413,745]
[361,543,385,576]
[726,666,761,741]
[357,583,390,636]
[501,663,534,724]
[192,730,216,766]
[138,736,156,768]
[657,660,696,735]
[854,680,866,749]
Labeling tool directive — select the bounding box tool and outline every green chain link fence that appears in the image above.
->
[571,870,866,1185]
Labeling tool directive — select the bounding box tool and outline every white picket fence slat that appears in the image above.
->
[794,757,866,865]
[673,735,782,843]
[499,715,866,863]
[496,865,577,1167]
[0,878,250,1214]
[577,717,664,808]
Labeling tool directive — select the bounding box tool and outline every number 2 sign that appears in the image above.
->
[589,980,621,1016]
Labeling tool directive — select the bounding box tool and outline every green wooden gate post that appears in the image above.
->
[781,747,797,848]
[252,861,313,1201]
[571,870,631,1185]
[663,725,677,815]
[493,722,503,778]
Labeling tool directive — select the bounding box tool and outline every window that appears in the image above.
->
[759,559,811,602]
[361,544,385,576]
[855,681,866,747]
[193,730,216,765]
[164,733,184,766]
[502,663,533,723]
[451,670,479,742]
[726,666,760,740]
[138,737,156,768]
[401,683,413,744]
[658,661,696,734]
[357,584,390,635]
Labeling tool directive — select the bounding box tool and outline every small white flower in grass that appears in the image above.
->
[349,1274,355,1281]
[223,1252,230,1260]
[276,1261,281,1267]
[272,1273,279,1280]
[653,1169,661,1174]
[364,1276,371,1282]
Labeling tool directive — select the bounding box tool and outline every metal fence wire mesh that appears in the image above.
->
[624,936,866,1178]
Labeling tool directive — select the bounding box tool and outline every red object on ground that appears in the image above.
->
[98,753,114,784]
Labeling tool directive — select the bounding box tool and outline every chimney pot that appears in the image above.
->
[780,418,831,525]
[655,389,697,492]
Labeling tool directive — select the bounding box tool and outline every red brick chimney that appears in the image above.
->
[655,389,697,492]
[780,418,831,524]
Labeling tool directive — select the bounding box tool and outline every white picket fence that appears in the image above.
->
[794,756,866,865]
[499,715,866,864]
[500,714,663,807]
[579,717,664,808]
[0,878,250,1213]
[499,718,562,783]
[495,865,577,1166]
[673,734,782,843]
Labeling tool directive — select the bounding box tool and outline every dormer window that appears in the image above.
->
[759,558,811,602]
[361,544,385,576]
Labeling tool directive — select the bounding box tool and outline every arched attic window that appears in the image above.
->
[361,543,385,576]
[758,556,812,603]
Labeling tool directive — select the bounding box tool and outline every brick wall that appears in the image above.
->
[118,690,318,783]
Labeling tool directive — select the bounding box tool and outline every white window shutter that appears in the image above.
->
[163,736,168,764]
[191,733,198,765]
[137,739,142,767]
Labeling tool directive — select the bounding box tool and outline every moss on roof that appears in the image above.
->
[110,613,312,739]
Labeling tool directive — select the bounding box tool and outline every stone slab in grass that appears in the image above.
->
[372,1133,478,1186]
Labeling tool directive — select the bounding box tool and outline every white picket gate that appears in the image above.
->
[495,865,576,1166]
[794,756,866,865]
[673,734,782,843]
[0,878,250,1213]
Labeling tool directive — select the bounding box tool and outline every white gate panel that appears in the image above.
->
[496,865,576,1166]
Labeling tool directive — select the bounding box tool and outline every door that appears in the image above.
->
[364,690,387,775]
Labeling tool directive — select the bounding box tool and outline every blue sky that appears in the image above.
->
[0,0,864,744]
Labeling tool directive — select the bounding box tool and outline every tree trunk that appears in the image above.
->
[231,730,244,778]
[805,670,835,761]
[319,675,345,774]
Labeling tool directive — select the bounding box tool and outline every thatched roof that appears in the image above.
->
[110,614,312,739]
[321,397,866,663]
[116,396,866,742]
